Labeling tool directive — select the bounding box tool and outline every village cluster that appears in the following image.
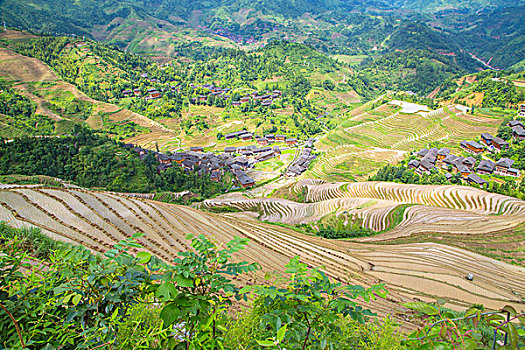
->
[127,130,316,189]
[130,146,258,188]
[408,119,524,187]
[122,76,282,107]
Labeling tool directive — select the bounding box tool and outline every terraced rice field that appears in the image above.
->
[2,185,525,315]
[312,104,500,181]
[203,180,525,236]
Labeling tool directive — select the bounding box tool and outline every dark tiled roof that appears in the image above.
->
[437,148,450,156]
[477,160,495,172]
[492,137,509,146]
[468,173,488,185]
[496,158,514,168]
[481,133,493,140]
[417,149,429,157]
[467,141,484,149]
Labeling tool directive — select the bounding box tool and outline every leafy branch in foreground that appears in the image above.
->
[241,256,388,350]
[157,234,261,350]
[1,222,395,350]
[403,301,525,349]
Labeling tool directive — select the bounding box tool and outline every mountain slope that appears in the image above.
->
[388,0,525,11]
[1,0,523,69]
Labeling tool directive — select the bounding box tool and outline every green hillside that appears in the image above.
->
[1,0,523,70]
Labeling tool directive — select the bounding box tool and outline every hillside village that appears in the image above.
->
[130,132,317,189]
[1,4,525,345]
[409,118,524,188]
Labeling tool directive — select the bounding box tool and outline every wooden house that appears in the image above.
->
[148,90,161,99]
[286,138,298,146]
[257,137,269,146]
[436,148,450,161]
[467,174,488,188]
[512,126,525,141]
[276,135,286,142]
[480,133,494,147]
[495,158,520,177]
[407,160,420,170]
[460,140,484,155]
[476,160,495,175]
[518,104,525,117]
[491,137,509,151]
[241,133,253,141]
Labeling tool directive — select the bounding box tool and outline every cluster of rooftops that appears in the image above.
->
[128,146,257,188]
[126,133,315,187]
[409,143,520,187]
[189,83,232,103]
[286,140,316,177]
[122,79,283,108]
[223,130,297,146]
[231,90,282,107]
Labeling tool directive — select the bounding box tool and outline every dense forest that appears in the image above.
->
[0,79,56,137]
[0,128,227,197]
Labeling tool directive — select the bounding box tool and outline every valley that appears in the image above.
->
[0,0,524,346]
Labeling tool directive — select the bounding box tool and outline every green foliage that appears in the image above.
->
[474,77,525,109]
[360,49,466,95]
[0,227,162,349]
[114,303,168,350]
[371,164,454,185]
[0,127,150,192]
[0,221,65,259]
[372,162,525,199]
[403,302,525,349]
[316,223,377,239]
[240,256,388,350]
[0,79,56,137]
[0,129,228,197]
[157,234,260,350]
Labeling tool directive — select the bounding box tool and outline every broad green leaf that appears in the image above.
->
[71,294,81,306]
[62,294,72,304]
[276,324,287,343]
[439,323,447,339]
[174,275,194,288]
[239,286,252,294]
[502,305,517,316]
[126,242,142,248]
[136,251,151,264]
[256,340,276,347]
[156,282,178,301]
[160,303,180,326]
[461,338,478,350]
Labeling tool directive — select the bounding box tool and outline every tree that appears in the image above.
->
[241,256,387,350]
[158,234,260,350]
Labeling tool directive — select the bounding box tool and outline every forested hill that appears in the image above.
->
[386,0,524,11]
[0,0,523,70]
